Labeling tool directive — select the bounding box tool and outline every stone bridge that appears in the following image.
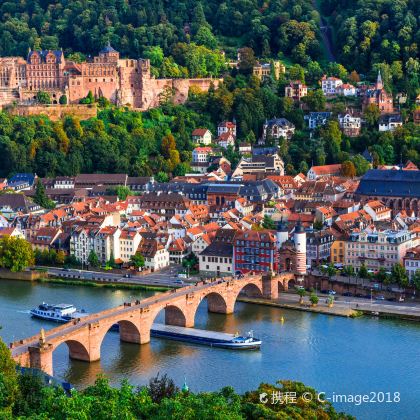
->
[10,273,294,376]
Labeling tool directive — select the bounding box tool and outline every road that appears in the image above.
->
[44,265,190,288]
[280,293,420,316]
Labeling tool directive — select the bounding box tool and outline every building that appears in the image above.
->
[336,83,356,96]
[253,61,285,80]
[217,121,236,138]
[199,229,236,277]
[338,113,362,137]
[119,229,142,263]
[192,128,212,145]
[307,164,343,180]
[344,227,416,272]
[233,229,278,274]
[305,112,332,130]
[321,76,343,95]
[356,170,420,216]
[0,45,221,109]
[215,132,235,149]
[404,246,420,280]
[285,81,307,101]
[363,201,392,221]
[192,147,213,163]
[330,238,346,265]
[137,238,169,272]
[137,193,191,220]
[262,118,295,141]
[232,154,285,179]
[378,113,403,132]
[0,194,42,218]
[414,108,420,125]
[306,229,335,267]
[362,71,393,114]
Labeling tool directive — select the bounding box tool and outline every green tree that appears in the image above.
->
[297,288,306,304]
[130,253,145,270]
[309,293,319,306]
[262,215,275,230]
[358,264,369,279]
[302,89,325,111]
[33,179,55,209]
[0,337,18,416]
[391,263,408,288]
[59,95,67,105]
[0,236,34,272]
[87,250,100,268]
[36,91,51,105]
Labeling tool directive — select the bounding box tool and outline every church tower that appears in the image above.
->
[376,70,383,90]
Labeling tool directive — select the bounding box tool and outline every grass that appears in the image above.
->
[37,277,170,292]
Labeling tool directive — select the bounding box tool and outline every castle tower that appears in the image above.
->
[293,220,307,275]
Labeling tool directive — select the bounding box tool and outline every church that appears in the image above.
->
[362,71,394,114]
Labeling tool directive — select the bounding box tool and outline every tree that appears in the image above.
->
[341,160,356,178]
[0,337,18,416]
[363,104,380,127]
[297,288,306,304]
[238,47,256,75]
[130,253,145,270]
[194,26,217,49]
[87,250,100,268]
[358,264,369,279]
[0,236,34,272]
[302,89,325,111]
[262,215,275,230]
[412,271,420,291]
[309,293,319,306]
[107,252,115,269]
[59,95,67,105]
[148,373,179,404]
[56,250,65,265]
[33,179,55,209]
[342,265,355,277]
[391,263,408,288]
[36,91,51,105]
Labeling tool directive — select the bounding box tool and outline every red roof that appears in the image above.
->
[192,128,210,136]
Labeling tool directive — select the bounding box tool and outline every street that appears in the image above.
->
[45,265,189,288]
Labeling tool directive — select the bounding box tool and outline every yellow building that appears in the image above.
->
[330,239,345,264]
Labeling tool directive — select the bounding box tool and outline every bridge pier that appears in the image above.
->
[29,345,53,376]
[262,273,279,299]
[207,296,235,314]
[165,305,195,328]
[119,321,151,345]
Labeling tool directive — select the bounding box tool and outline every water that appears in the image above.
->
[1,279,419,420]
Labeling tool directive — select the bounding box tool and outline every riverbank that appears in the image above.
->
[238,296,357,317]
[36,277,170,292]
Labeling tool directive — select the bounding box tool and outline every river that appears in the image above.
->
[0,279,419,419]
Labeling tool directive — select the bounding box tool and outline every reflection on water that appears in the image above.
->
[1,279,420,419]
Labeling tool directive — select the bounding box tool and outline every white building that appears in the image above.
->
[338,113,362,137]
[192,128,212,145]
[137,238,170,272]
[363,201,392,222]
[336,83,356,96]
[321,76,343,95]
[262,118,295,141]
[119,229,142,263]
[217,121,236,138]
[344,227,416,272]
[404,246,420,280]
[379,114,403,132]
[192,147,213,163]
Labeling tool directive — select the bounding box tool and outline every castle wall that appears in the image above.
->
[7,104,97,121]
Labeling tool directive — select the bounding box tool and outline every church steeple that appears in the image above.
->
[376,70,383,90]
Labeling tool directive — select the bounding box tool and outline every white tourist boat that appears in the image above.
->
[30,303,88,323]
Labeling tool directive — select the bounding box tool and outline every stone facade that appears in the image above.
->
[0,45,221,110]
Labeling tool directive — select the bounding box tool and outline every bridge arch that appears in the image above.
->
[53,339,91,362]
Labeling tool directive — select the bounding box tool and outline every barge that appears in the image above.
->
[150,323,262,350]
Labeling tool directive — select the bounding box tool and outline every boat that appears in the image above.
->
[30,303,88,323]
[150,323,262,350]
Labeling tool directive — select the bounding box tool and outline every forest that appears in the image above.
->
[321,0,419,74]
[0,0,322,64]
[0,337,353,419]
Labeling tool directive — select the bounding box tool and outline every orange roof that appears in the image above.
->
[310,164,342,175]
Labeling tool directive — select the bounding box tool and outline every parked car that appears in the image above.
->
[328,290,336,295]
[174,279,184,285]
[387,297,397,302]
[342,292,353,297]
[375,295,385,300]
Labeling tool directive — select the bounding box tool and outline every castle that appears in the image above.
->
[0,44,221,109]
